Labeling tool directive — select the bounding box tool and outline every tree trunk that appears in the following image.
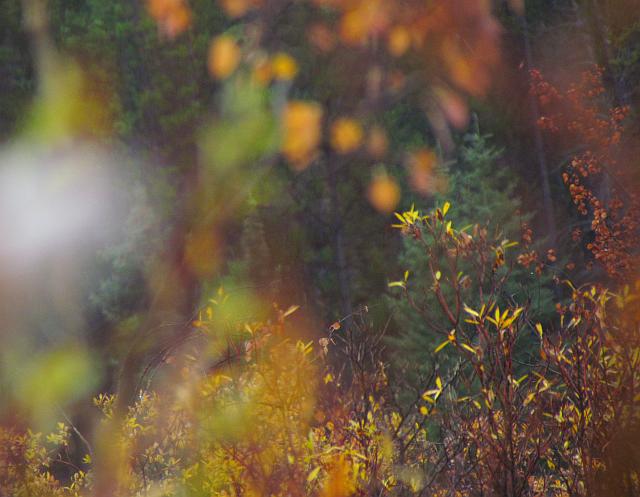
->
[326,156,354,324]
[521,11,558,246]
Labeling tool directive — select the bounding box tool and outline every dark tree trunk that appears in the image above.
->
[326,156,354,324]
[520,11,558,246]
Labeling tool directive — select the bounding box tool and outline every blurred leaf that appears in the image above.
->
[330,118,363,154]
[208,35,241,80]
[271,52,299,81]
[387,26,411,56]
[368,172,400,213]
[26,58,113,142]
[282,100,323,170]
[200,81,279,171]
[13,346,99,430]
[147,0,191,38]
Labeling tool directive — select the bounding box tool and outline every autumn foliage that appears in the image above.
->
[2,1,640,497]
[531,66,639,280]
[2,194,640,496]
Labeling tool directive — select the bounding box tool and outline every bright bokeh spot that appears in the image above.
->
[271,52,299,81]
[368,172,401,213]
[367,125,389,159]
[252,56,273,86]
[220,0,261,18]
[208,35,241,80]
[330,118,364,154]
[282,100,323,169]
[147,0,191,38]
[387,26,411,56]
[408,148,437,195]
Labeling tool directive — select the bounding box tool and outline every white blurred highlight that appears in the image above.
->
[0,144,120,268]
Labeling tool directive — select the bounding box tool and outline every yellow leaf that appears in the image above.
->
[442,201,451,216]
[422,389,439,399]
[388,281,406,289]
[460,343,476,354]
[419,405,429,415]
[463,305,479,318]
[283,305,300,318]
[208,35,241,79]
[435,376,442,390]
[446,221,453,235]
[308,466,322,482]
[434,340,450,353]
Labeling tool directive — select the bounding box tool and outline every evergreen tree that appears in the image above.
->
[0,0,35,138]
[387,130,555,386]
